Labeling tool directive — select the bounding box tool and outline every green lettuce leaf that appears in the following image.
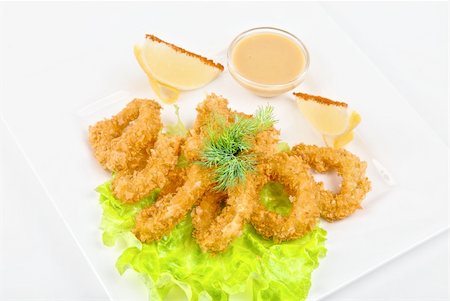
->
[165,104,188,137]
[97,181,159,246]
[98,174,327,301]
[259,181,292,216]
[276,142,290,153]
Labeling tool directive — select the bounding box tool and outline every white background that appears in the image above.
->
[0,2,448,301]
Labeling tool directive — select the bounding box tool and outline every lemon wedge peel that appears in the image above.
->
[294,92,361,148]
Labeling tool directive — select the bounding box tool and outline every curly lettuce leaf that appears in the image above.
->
[116,219,326,301]
[98,178,327,301]
[259,181,292,216]
[165,104,188,137]
[276,141,290,153]
[97,181,159,246]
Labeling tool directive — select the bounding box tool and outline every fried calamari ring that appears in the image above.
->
[133,96,235,243]
[88,99,162,172]
[157,160,188,199]
[291,144,371,222]
[251,127,280,160]
[133,164,212,242]
[191,176,257,253]
[111,133,183,203]
[191,191,227,242]
[89,99,144,170]
[107,100,162,172]
[250,152,320,242]
[183,94,235,162]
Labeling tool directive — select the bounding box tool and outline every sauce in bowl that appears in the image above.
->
[228,28,309,97]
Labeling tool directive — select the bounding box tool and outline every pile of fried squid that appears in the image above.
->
[89,94,371,253]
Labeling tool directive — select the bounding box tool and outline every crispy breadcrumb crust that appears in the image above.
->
[89,93,371,253]
[192,176,257,253]
[291,144,371,221]
[145,34,224,71]
[88,99,162,172]
[250,152,320,242]
[182,94,235,161]
[133,164,212,242]
[252,127,280,160]
[112,134,183,203]
[293,92,348,108]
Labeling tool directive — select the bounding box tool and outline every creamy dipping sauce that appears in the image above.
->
[231,33,306,85]
[228,28,309,97]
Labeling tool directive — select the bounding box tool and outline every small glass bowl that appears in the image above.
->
[227,27,310,98]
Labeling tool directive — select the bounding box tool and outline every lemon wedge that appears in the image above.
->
[323,111,361,148]
[294,92,361,148]
[134,34,224,103]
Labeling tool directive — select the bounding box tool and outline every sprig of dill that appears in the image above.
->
[200,105,276,190]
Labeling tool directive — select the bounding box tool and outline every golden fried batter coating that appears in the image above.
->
[191,191,227,237]
[108,100,162,171]
[291,144,371,221]
[191,176,257,253]
[111,133,183,203]
[158,162,188,199]
[183,94,235,161]
[252,127,280,160]
[88,99,162,172]
[251,152,320,242]
[133,164,212,242]
[89,94,372,253]
[89,99,143,170]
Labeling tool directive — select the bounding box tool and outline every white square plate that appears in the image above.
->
[1,3,448,301]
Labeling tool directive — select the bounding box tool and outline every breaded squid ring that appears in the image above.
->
[89,99,144,170]
[157,161,188,199]
[111,133,183,203]
[133,164,212,242]
[133,96,235,244]
[108,100,162,171]
[183,94,235,162]
[191,176,257,253]
[191,191,227,241]
[251,127,280,160]
[250,152,320,242]
[88,99,162,172]
[291,144,371,222]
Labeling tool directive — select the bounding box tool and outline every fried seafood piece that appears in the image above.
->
[191,176,258,253]
[251,127,280,160]
[191,191,227,242]
[192,94,236,133]
[111,133,183,203]
[158,162,188,199]
[183,94,236,161]
[88,99,162,172]
[89,99,144,169]
[133,164,212,242]
[291,144,371,222]
[250,152,320,242]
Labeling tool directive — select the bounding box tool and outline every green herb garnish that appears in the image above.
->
[200,105,276,190]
